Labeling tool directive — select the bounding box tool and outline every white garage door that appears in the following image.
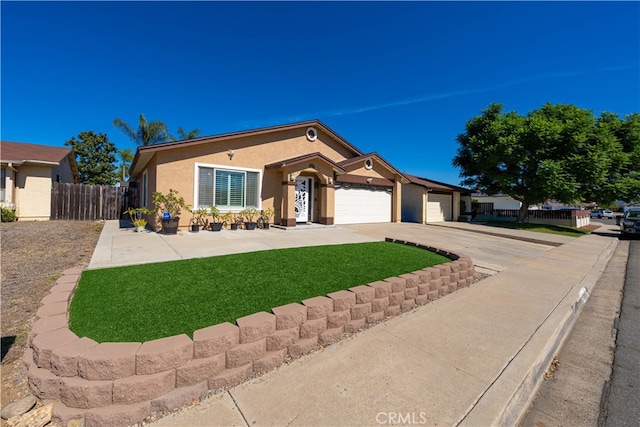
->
[335,185,392,224]
[427,193,452,222]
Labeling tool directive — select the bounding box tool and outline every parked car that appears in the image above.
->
[589,209,614,219]
[619,209,640,237]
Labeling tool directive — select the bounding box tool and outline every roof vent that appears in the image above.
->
[306,127,318,142]
[364,158,373,170]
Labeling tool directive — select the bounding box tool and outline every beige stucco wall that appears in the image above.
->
[15,165,53,221]
[401,183,426,223]
[52,156,75,183]
[452,192,461,220]
[341,160,396,180]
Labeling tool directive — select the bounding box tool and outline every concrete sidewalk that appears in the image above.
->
[91,221,616,426]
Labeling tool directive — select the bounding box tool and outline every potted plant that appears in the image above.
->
[209,206,224,232]
[260,207,274,229]
[152,189,191,235]
[220,212,234,230]
[229,212,243,230]
[241,207,259,230]
[189,207,209,232]
[124,207,153,232]
[133,218,148,232]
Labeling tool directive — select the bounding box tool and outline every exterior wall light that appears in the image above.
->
[228,149,235,160]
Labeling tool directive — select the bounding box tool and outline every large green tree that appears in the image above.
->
[65,131,119,185]
[453,103,639,221]
[593,112,640,203]
[113,113,172,146]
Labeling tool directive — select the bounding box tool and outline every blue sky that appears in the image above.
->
[2,1,639,185]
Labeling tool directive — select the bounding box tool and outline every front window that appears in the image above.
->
[197,165,260,209]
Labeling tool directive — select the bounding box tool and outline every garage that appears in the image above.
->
[426,193,452,222]
[335,185,392,224]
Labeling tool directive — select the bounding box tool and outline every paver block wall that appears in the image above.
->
[25,239,477,427]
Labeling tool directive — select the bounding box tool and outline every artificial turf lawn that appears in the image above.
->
[69,241,450,343]
[483,220,591,237]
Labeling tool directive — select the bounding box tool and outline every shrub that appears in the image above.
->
[1,206,17,222]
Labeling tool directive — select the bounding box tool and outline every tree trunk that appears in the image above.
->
[516,202,529,223]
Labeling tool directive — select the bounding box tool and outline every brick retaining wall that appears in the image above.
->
[25,239,477,426]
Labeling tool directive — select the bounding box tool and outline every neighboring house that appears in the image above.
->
[0,141,78,221]
[127,120,409,229]
[541,200,593,210]
[472,193,522,210]
[401,175,471,223]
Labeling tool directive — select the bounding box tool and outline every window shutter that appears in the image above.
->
[246,172,259,208]
[199,167,213,207]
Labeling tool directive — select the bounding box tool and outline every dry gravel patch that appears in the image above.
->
[0,220,103,416]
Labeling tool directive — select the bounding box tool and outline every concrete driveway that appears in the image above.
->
[88,221,567,274]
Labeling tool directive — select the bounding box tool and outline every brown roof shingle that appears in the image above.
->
[1,141,73,164]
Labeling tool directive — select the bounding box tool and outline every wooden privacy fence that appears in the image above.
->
[51,183,133,220]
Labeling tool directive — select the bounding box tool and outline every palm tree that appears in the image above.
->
[113,113,172,146]
[117,148,134,181]
[176,127,201,140]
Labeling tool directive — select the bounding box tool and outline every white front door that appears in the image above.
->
[295,177,312,222]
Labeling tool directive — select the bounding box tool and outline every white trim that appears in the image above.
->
[193,162,262,212]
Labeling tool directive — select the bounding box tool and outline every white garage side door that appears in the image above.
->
[427,194,452,222]
[335,186,392,224]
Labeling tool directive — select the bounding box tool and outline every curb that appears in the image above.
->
[458,235,618,426]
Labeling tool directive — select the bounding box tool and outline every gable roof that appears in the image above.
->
[264,152,347,174]
[406,174,470,194]
[338,152,409,183]
[129,120,363,178]
[1,141,74,165]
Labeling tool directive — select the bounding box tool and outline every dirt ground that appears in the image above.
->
[0,220,104,412]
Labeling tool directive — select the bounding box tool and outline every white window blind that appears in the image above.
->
[246,171,259,208]
[198,167,214,208]
[197,166,260,209]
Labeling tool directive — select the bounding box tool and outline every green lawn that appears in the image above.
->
[482,220,591,237]
[69,242,449,343]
